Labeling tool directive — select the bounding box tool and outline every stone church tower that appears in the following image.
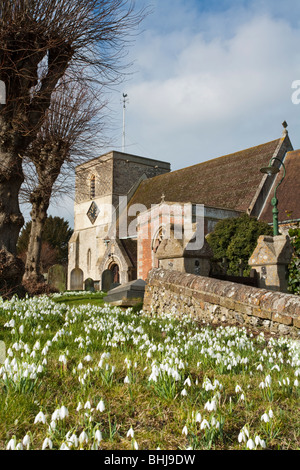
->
[67,150,170,290]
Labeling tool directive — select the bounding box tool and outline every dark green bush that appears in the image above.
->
[207,214,273,276]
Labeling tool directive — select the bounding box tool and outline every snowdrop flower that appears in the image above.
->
[238,426,249,443]
[84,400,91,409]
[49,420,56,431]
[22,434,31,450]
[34,411,46,424]
[255,435,266,448]
[42,437,53,450]
[6,437,16,450]
[59,354,67,365]
[204,398,217,412]
[51,409,60,421]
[96,399,105,412]
[181,388,187,396]
[60,442,70,450]
[94,430,102,443]
[200,419,210,430]
[261,413,270,423]
[68,433,79,448]
[256,364,263,371]
[124,375,130,384]
[235,384,242,393]
[184,377,191,387]
[84,354,92,362]
[33,340,40,350]
[79,431,89,445]
[268,409,274,419]
[76,402,83,412]
[133,439,138,450]
[182,425,188,436]
[59,405,69,419]
[195,412,202,423]
[127,427,134,438]
[16,442,23,450]
[265,375,272,386]
[246,439,255,450]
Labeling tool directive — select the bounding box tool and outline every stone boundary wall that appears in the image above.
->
[143,268,300,339]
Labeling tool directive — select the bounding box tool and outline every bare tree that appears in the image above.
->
[21,76,107,283]
[0,0,146,293]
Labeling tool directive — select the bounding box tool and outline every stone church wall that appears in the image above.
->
[143,268,300,339]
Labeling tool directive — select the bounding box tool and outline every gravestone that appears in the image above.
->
[70,267,84,290]
[85,278,95,292]
[48,264,67,292]
[101,269,114,292]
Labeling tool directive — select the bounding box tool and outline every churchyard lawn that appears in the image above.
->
[0,291,300,450]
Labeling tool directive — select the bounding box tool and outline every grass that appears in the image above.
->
[0,291,300,450]
[52,290,107,307]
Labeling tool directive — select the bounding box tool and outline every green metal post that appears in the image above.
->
[260,157,286,237]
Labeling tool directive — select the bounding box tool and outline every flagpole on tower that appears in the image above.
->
[122,93,128,153]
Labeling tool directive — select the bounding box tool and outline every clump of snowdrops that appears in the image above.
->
[0,292,300,450]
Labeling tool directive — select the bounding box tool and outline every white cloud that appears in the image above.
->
[119,9,300,169]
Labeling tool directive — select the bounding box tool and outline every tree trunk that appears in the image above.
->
[0,135,25,296]
[23,192,50,283]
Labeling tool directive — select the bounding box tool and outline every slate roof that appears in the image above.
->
[259,150,300,224]
[128,138,286,213]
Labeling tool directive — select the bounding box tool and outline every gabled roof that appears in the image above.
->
[259,149,300,224]
[127,135,292,214]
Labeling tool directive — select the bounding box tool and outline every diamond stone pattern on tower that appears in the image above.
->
[87,201,99,224]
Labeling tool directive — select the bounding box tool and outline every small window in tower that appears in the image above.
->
[90,175,96,199]
[87,249,91,271]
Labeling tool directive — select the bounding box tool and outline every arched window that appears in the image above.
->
[87,249,91,272]
[90,174,96,199]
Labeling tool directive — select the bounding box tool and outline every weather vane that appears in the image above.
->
[122,93,128,152]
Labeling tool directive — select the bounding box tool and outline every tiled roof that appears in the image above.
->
[128,138,284,213]
[259,150,300,224]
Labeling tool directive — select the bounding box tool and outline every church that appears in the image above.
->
[67,125,299,291]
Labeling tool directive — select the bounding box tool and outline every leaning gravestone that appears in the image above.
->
[48,264,67,292]
[0,341,5,364]
[101,269,114,292]
[85,278,95,292]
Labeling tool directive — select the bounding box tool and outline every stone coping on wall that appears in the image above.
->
[143,268,300,339]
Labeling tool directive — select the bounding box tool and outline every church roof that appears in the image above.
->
[128,137,290,213]
[259,149,300,224]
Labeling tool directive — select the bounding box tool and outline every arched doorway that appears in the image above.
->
[110,263,120,284]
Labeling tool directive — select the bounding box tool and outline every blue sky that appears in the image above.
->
[40,0,300,226]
